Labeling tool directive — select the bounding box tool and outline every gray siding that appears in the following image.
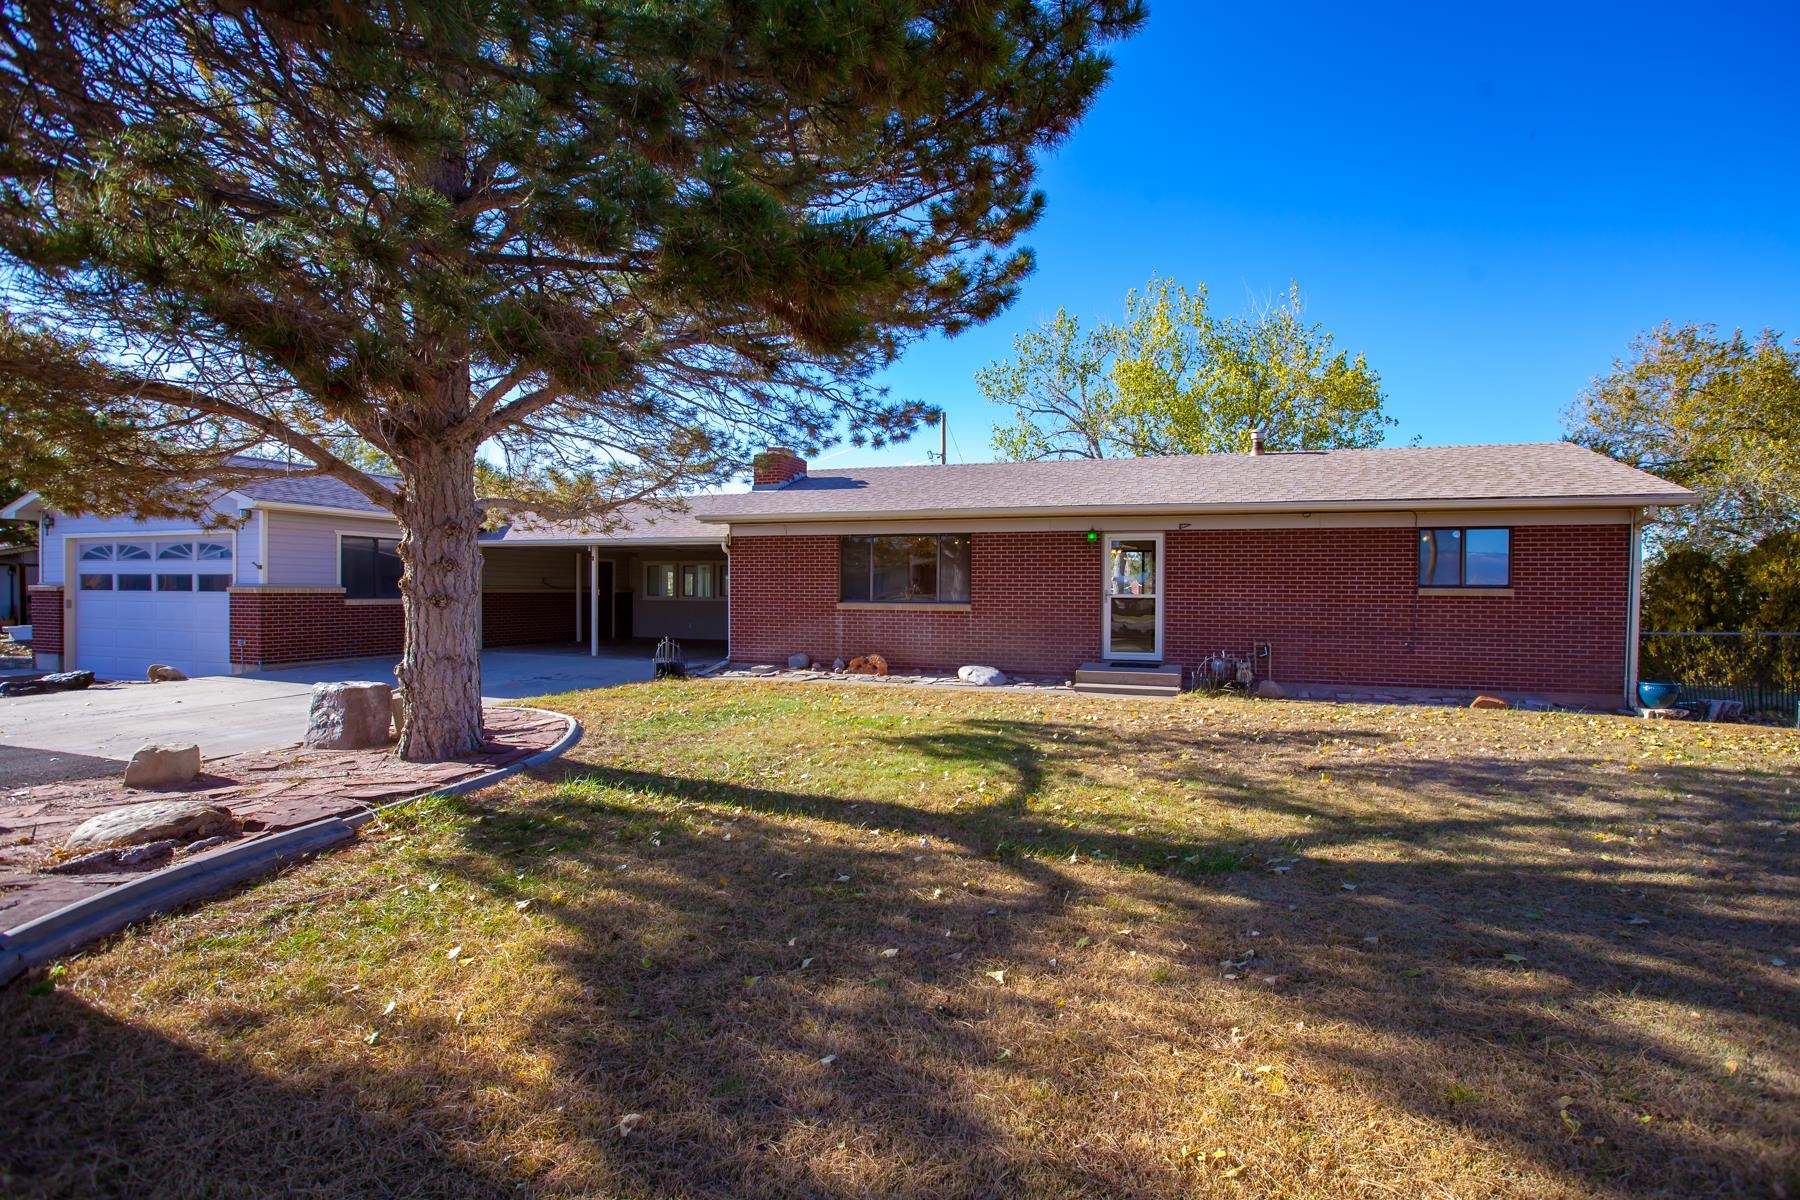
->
[263,509,400,587]
[39,500,249,587]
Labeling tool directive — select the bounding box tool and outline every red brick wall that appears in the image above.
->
[483,591,577,647]
[1162,525,1629,702]
[28,585,62,664]
[230,591,404,667]
[729,532,1103,674]
[228,588,576,666]
[727,524,1631,702]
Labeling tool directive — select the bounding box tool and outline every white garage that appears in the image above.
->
[72,537,234,679]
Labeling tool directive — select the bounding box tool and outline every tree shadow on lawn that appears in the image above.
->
[0,991,523,1199]
[2,710,1791,1198]
[416,714,1799,1199]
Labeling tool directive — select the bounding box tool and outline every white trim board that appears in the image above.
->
[721,507,1641,537]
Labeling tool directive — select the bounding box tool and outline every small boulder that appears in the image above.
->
[831,658,846,672]
[1253,679,1286,700]
[123,742,201,789]
[65,799,239,851]
[1470,694,1510,710]
[957,665,1008,687]
[146,663,189,683]
[41,670,94,691]
[846,654,889,676]
[787,653,812,670]
[303,681,394,750]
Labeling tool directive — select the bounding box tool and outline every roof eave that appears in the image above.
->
[0,492,44,521]
[695,492,1698,524]
[240,498,393,518]
[477,534,723,547]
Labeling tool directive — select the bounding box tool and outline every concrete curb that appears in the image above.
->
[0,707,581,988]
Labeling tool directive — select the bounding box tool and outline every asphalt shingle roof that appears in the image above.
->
[694,442,1694,522]
[235,469,393,513]
[216,442,1690,538]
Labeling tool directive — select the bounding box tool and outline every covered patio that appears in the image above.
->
[477,503,728,658]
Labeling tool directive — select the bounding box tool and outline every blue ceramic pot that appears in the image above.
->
[1636,681,1680,709]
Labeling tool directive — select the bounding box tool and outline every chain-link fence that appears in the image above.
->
[1639,632,1800,721]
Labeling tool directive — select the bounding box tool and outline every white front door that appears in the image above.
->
[71,537,234,679]
[1101,532,1162,661]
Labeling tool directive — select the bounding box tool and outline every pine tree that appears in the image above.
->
[0,0,1142,758]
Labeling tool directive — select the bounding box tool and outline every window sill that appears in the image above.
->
[344,597,404,606]
[1418,587,1514,597]
[836,601,973,612]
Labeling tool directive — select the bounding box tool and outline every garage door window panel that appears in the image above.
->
[79,573,113,591]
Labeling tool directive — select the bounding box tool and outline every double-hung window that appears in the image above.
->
[1418,528,1510,588]
[839,534,971,604]
[341,536,403,599]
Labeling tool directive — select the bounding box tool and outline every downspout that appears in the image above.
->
[721,534,732,665]
[1625,509,1646,708]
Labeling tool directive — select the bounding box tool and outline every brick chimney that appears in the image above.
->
[752,446,807,489]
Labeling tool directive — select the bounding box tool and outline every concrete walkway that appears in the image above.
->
[0,642,719,786]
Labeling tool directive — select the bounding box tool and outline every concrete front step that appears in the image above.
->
[1072,662,1183,699]
[1071,680,1182,699]
[1074,662,1183,687]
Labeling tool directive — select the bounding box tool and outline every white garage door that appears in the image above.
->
[73,538,234,680]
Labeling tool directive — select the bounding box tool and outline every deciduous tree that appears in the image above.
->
[986,278,1391,459]
[1565,323,1800,549]
[0,0,1142,757]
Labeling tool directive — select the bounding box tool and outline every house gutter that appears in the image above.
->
[1625,509,1647,707]
[692,492,1700,526]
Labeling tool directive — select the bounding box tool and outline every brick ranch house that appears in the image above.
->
[5,441,1692,707]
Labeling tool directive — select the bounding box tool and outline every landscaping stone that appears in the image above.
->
[957,665,1008,686]
[846,654,889,676]
[1470,695,1510,710]
[3,670,95,697]
[123,742,201,789]
[65,799,239,851]
[788,653,812,669]
[832,658,846,672]
[146,664,189,682]
[1253,679,1286,699]
[303,681,394,750]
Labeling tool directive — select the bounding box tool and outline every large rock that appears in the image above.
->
[1253,679,1286,699]
[1470,694,1511,710]
[957,665,1008,686]
[787,653,812,669]
[65,800,239,851]
[146,663,189,682]
[123,742,201,788]
[304,681,395,750]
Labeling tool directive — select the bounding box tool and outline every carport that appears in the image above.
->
[477,503,729,657]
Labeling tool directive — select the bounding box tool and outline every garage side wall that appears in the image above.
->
[28,585,62,671]
[230,588,404,667]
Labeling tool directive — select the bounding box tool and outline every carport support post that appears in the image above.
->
[589,547,599,656]
[573,550,582,642]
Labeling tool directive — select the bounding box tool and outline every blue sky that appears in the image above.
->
[835,0,1800,469]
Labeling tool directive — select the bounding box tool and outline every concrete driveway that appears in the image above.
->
[0,642,722,786]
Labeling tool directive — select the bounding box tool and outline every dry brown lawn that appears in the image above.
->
[2,680,1796,1199]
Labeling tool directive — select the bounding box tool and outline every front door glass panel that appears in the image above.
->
[1106,537,1160,657]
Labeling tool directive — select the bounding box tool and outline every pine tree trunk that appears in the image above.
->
[393,438,485,761]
